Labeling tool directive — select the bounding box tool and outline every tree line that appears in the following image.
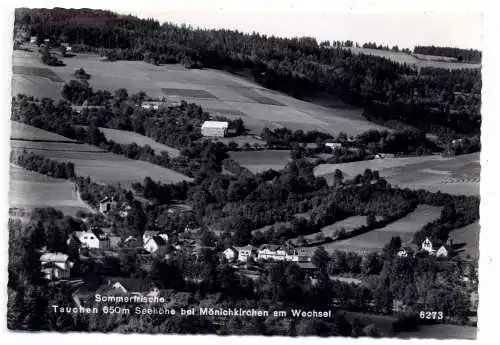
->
[413,45,482,63]
[14,8,481,137]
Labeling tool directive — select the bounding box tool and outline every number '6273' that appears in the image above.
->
[419,311,444,320]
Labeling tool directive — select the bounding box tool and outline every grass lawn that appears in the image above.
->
[9,164,91,216]
[230,149,291,173]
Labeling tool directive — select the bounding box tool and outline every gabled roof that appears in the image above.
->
[91,227,108,240]
[40,252,69,263]
[98,277,156,294]
[201,121,229,129]
[234,245,257,252]
[146,235,167,246]
[143,230,160,237]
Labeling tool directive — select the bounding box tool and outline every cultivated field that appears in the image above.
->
[9,164,91,216]
[99,127,180,158]
[229,150,291,173]
[314,153,480,196]
[348,47,481,70]
[10,123,192,188]
[11,49,388,136]
[449,221,480,260]
[317,205,442,254]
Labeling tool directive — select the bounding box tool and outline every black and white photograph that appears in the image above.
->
[4,0,488,340]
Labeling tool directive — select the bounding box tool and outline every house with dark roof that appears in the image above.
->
[143,235,168,254]
[99,196,117,214]
[397,246,415,258]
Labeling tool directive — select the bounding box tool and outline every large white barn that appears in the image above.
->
[201,121,229,137]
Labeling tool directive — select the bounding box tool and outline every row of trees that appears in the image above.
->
[10,149,76,179]
[413,46,482,63]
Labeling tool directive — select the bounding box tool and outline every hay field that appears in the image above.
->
[99,127,180,158]
[320,205,442,254]
[229,150,291,173]
[11,121,77,142]
[12,50,386,136]
[10,123,192,188]
[9,164,90,216]
[315,153,480,196]
[449,221,480,260]
[348,47,481,70]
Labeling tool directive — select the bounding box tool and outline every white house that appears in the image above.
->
[421,237,434,254]
[40,253,72,280]
[143,236,168,254]
[69,230,100,249]
[223,247,238,262]
[436,245,450,257]
[142,231,168,245]
[30,36,37,44]
[234,245,258,262]
[99,196,117,214]
[397,247,414,258]
[325,142,342,150]
[257,245,289,261]
[141,101,167,110]
[97,278,160,298]
[89,227,110,249]
[201,121,229,137]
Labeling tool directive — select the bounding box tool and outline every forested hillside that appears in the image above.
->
[14,8,481,137]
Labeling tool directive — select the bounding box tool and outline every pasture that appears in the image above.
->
[299,215,385,242]
[449,221,480,260]
[10,123,192,188]
[229,150,291,173]
[11,49,387,136]
[314,153,480,196]
[348,47,481,70]
[99,127,180,158]
[9,164,91,216]
[319,205,442,254]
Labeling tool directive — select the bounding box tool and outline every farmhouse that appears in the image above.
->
[143,235,168,254]
[40,253,72,280]
[201,121,229,137]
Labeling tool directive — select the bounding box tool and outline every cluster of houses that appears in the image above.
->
[223,244,313,263]
[396,237,453,258]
